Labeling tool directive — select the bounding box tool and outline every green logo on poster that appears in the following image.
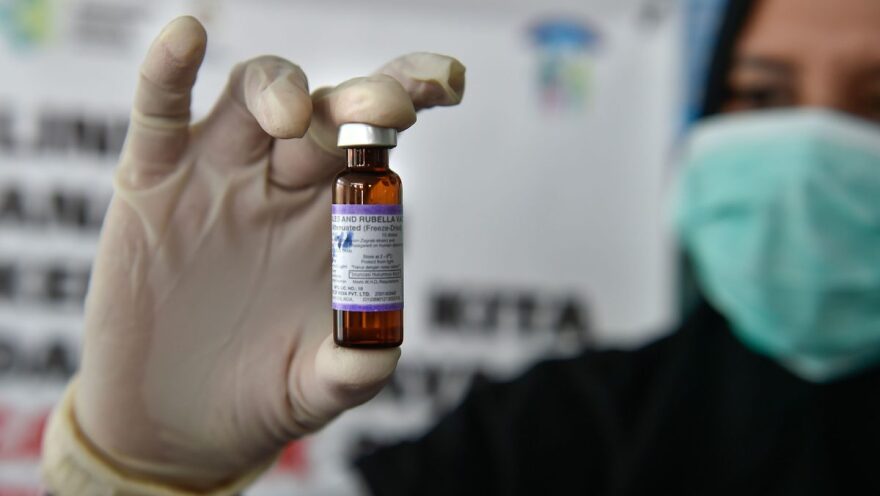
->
[530,18,601,113]
[0,0,53,48]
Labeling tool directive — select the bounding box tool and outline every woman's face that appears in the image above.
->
[723,0,880,121]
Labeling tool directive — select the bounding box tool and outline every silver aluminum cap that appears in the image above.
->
[337,123,397,148]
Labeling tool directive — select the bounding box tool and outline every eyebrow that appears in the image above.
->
[731,56,796,76]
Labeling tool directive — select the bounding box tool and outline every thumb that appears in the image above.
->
[288,335,400,433]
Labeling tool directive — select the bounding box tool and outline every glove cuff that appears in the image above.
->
[41,378,274,496]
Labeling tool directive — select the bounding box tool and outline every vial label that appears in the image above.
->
[331,204,403,312]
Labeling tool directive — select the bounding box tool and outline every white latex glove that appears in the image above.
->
[41,15,465,493]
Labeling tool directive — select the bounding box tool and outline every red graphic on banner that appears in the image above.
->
[274,440,308,477]
[0,488,41,496]
[0,406,49,461]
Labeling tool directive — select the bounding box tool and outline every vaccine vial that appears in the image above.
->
[332,123,403,348]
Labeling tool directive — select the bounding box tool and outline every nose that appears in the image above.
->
[799,65,856,113]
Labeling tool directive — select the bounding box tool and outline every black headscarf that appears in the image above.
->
[680,0,760,315]
[698,0,759,118]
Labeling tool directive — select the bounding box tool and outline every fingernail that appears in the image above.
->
[258,77,312,138]
[158,16,207,64]
[446,59,466,102]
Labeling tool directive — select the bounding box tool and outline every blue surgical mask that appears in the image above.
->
[675,109,880,383]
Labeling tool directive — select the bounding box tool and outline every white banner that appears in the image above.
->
[0,0,687,493]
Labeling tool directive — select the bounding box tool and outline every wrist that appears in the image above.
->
[41,377,277,495]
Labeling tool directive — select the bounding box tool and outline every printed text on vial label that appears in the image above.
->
[331,205,403,312]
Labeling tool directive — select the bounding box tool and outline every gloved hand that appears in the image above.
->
[41,15,464,493]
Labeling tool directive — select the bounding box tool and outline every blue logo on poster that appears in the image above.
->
[529,18,601,112]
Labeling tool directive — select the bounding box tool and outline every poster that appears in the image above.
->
[0,0,696,492]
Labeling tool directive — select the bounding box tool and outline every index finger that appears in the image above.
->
[376,52,466,109]
[269,53,466,189]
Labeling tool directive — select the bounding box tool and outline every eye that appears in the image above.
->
[725,84,795,110]
[860,92,880,121]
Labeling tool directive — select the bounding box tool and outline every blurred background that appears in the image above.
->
[0,0,723,493]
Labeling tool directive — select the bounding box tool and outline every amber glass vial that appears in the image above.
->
[332,123,403,348]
